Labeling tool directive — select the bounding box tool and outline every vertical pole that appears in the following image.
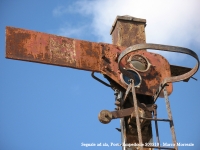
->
[163,87,178,150]
[119,91,126,150]
[110,15,152,150]
[120,118,126,150]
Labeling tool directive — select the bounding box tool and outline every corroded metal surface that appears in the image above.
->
[107,106,152,120]
[111,107,135,119]
[6,26,173,97]
[163,87,177,150]
[110,15,146,47]
[6,26,101,72]
[111,15,153,149]
[120,50,173,97]
[99,42,173,96]
[118,44,199,98]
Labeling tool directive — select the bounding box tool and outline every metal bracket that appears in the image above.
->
[98,106,153,123]
[91,72,111,87]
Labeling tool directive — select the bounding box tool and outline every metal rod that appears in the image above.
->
[163,87,178,150]
[191,76,197,81]
[139,117,171,122]
[91,72,111,87]
[121,83,132,106]
[118,91,126,150]
[153,83,166,103]
[120,118,126,150]
[131,79,143,150]
[154,110,161,150]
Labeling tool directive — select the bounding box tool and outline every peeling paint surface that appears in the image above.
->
[49,37,76,66]
[6,26,174,97]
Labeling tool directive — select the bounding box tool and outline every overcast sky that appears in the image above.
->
[1,0,200,150]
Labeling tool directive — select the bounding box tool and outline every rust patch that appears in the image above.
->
[6,27,31,59]
[49,36,76,67]
[100,43,125,84]
[114,48,172,97]
[111,20,146,47]
[5,26,102,71]
[6,26,173,97]
[75,40,101,71]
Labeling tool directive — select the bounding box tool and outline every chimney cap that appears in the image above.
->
[110,15,146,35]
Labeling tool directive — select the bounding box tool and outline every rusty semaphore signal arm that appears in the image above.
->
[6,26,175,96]
[5,15,199,150]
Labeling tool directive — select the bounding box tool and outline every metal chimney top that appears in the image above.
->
[110,15,146,35]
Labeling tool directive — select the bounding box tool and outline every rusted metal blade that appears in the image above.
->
[6,26,102,72]
[6,26,180,97]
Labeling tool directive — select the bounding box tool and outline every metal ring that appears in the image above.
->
[127,54,151,72]
[118,43,199,84]
[120,69,142,88]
